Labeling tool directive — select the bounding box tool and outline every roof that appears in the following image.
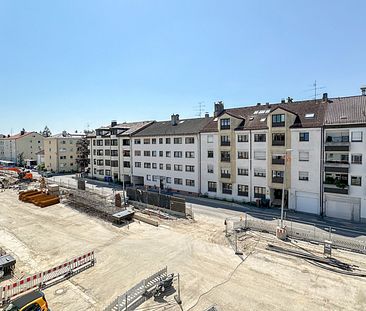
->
[10,290,43,308]
[202,99,327,132]
[93,121,154,138]
[49,132,85,139]
[324,95,366,126]
[134,117,213,137]
[0,132,38,140]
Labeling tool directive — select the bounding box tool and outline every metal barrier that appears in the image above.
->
[104,267,167,311]
[0,251,95,306]
[232,218,366,255]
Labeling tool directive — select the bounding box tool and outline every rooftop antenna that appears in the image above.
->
[303,80,326,101]
[194,101,205,117]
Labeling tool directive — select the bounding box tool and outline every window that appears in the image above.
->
[144,162,151,168]
[351,176,362,186]
[221,151,230,162]
[186,179,195,186]
[174,151,183,158]
[185,151,195,158]
[144,138,150,144]
[152,138,156,144]
[254,186,266,198]
[123,150,131,157]
[166,151,171,157]
[238,134,248,142]
[238,151,249,159]
[111,150,118,157]
[159,138,163,144]
[174,178,183,185]
[299,132,309,142]
[105,159,110,166]
[186,165,195,172]
[166,138,171,144]
[166,164,171,170]
[207,150,214,158]
[134,139,141,145]
[272,133,285,146]
[238,168,248,176]
[305,113,315,119]
[159,151,163,157]
[93,140,96,146]
[238,184,248,196]
[96,149,103,156]
[111,139,118,146]
[221,168,231,178]
[351,131,363,142]
[60,155,66,160]
[123,161,130,168]
[272,114,285,126]
[152,163,157,169]
[159,163,164,170]
[135,162,141,168]
[254,168,266,177]
[111,160,118,167]
[135,150,141,156]
[174,164,183,171]
[105,139,111,146]
[208,181,217,192]
[254,151,266,160]
[152,151,157,157]
[185,137,195,144]
[122,139,130,146]
[146,174,151,181]
[152,175,158,181]
[207,164,214,173]
[220,118,230,130]
[207,135,214,143]
[166,177,172,183]
[351,154,362,164]
[299,151,309,161]
[222,183,232,194]
[105,170,111,176]
[299,171,309,181]
[144,151,151,157]
[174,137,182,144]
[97,140,103,146]
[254,134,266,142]
[220,135,230,146]
[23,303,41,311]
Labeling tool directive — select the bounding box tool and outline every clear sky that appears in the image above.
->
[0,0,365,135]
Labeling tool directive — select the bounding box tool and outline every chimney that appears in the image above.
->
[111,120,117,127]
[214,101,224,117]
[20,128,25,135]
[62,130,67,137]
[281,98,286,104]
[322,93,328,101]
[361,86,366,96]
[171,114,179,126]
[205,112,210,118]
[256,102,261,106]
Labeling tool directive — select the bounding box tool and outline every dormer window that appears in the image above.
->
[272,114,285,127]
[220,118,230,130]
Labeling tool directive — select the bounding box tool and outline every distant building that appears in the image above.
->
[0,130,44,164]
[44,131,84,173]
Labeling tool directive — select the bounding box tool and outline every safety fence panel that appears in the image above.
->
[104,267,167,311]
[1,251,95,306]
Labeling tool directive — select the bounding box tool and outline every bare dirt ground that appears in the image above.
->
[1,189,366,311]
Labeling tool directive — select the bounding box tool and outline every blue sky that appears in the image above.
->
[0,1,365,134]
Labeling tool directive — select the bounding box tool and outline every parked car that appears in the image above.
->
[5,290,50,311]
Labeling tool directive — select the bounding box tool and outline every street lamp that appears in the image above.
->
[280,148,293,229]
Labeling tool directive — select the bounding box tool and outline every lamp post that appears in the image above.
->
[280,148,292,228]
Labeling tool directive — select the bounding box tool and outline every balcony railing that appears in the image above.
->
[220,141,231,146]
[208,187,217,192]
[272,140,285,146]
[221,173,231,179]
[220,125,230,130]
[238,191,248,197]
[324,161,350,173]
[324,184,349,195]
[221,157,231,162]
[272,176,284,184]
[222,189,232,194]
[272,158,285,165]
[272,121,285,127]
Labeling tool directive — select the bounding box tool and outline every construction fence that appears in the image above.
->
[231,218,366,255]
[0,251,95,306]
[104,267,167,311]
[126,188,186,216]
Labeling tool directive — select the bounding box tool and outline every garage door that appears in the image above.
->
[325,200,353,220]
[296,192,320,215]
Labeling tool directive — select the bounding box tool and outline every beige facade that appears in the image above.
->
[0,131,44,164]
[44,132,84,173]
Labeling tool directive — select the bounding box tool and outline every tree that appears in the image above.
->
[17,152,25,167]
[76,136,90,175]
[42,126,52,137]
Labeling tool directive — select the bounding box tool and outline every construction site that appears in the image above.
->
[1,174,366,311]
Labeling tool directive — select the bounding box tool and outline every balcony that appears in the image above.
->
[325,136,350,151]
[272,176,284,184]
[221,173,231,179]
[220,141,231,146]
[324,161,350,173]
[272,121,285,127]
[272,158,285,165]
[324,184,349,195]
[221,157,231,163]
[272,140,285,146]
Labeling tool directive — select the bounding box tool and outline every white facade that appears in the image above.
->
[132,135,201,194]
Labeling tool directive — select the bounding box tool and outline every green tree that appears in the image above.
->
[42,126,52,137]
[17,152,25,167]
[76,136,90,174]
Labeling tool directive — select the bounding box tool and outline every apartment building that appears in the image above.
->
[0,130,44,164]
[201,99,326,211]
[89,121,153,183]
[44,131,84,173]
[132,114,212,195]
[322,95,366,222]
